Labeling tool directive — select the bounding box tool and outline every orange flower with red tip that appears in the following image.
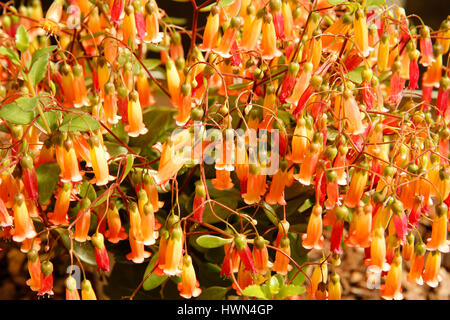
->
[253,236,271,274]
[178,255,202,299]
[92,232,110,272]
[38,260,54,296]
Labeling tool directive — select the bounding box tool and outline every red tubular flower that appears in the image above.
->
[110,0,124,25]
[437,77,449,117]
[419,27,434,66]
[330,206,347,254]
[408,50,420,90]
[270,0,285,40]
[253,236,271,275]
[92,233,110,272]
[192,182,206,223]
[220,243,240,277]
[38,261,54,296]
[133,1,146,41]
[20,155,38,201]
[234,234,256,273]
[279,62,300,104]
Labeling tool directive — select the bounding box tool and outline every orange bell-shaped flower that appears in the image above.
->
[407,242,426,285]
[252,236,271,275]
[105,201,128,243]
[88,134,112,186]
[380,254,403,300]
[81,279,97,300]
[272,236,292,275]
[12,193,37,243]
[426,203,449,253]
[163,224,184,276]
[144,0,163,43]
[74,198,92,242]
[302,204,325,250]
[48,182,72,226]
[213,17,242,58]
[177,255,202,299]
[344,161,369,208]
[261,12,282,60]
[212,169,235,191]
[26,249,41,292]
[422,251,442,288]
[199,6,220,52]
[65,276,80,300]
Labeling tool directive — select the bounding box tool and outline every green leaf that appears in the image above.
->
[200,0,235,12]
[197,286,229,300]
[143,252,168,291]
[104,141,128,158]
[275,284,305,300]
[227,81,253,91]
[143,59,161,71]
[345,66,365,85]
[37,111,59,131]
[366,0,385,8]
[196,235,233,248]
[0,47,20,65]
[59,112,100,132]
[31,45,56,66]
[0,96,38,125]
[162,16,187,25]
[297,198,313,214]
[120,154,134,183]
[36,162,61,205]
[80,180,97,203]
[15,25,29,52]
[262,201,279,226]
[56,228,97,266]
[269,276,280,295]
[29,54,49,87]
[327,0,345,4]
[242,285,268,300]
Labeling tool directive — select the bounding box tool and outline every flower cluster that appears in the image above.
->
[0,0,448,300]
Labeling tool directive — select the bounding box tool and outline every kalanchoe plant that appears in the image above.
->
[0,0,448,301]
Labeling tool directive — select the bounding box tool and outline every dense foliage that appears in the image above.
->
[0,0,449,300]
